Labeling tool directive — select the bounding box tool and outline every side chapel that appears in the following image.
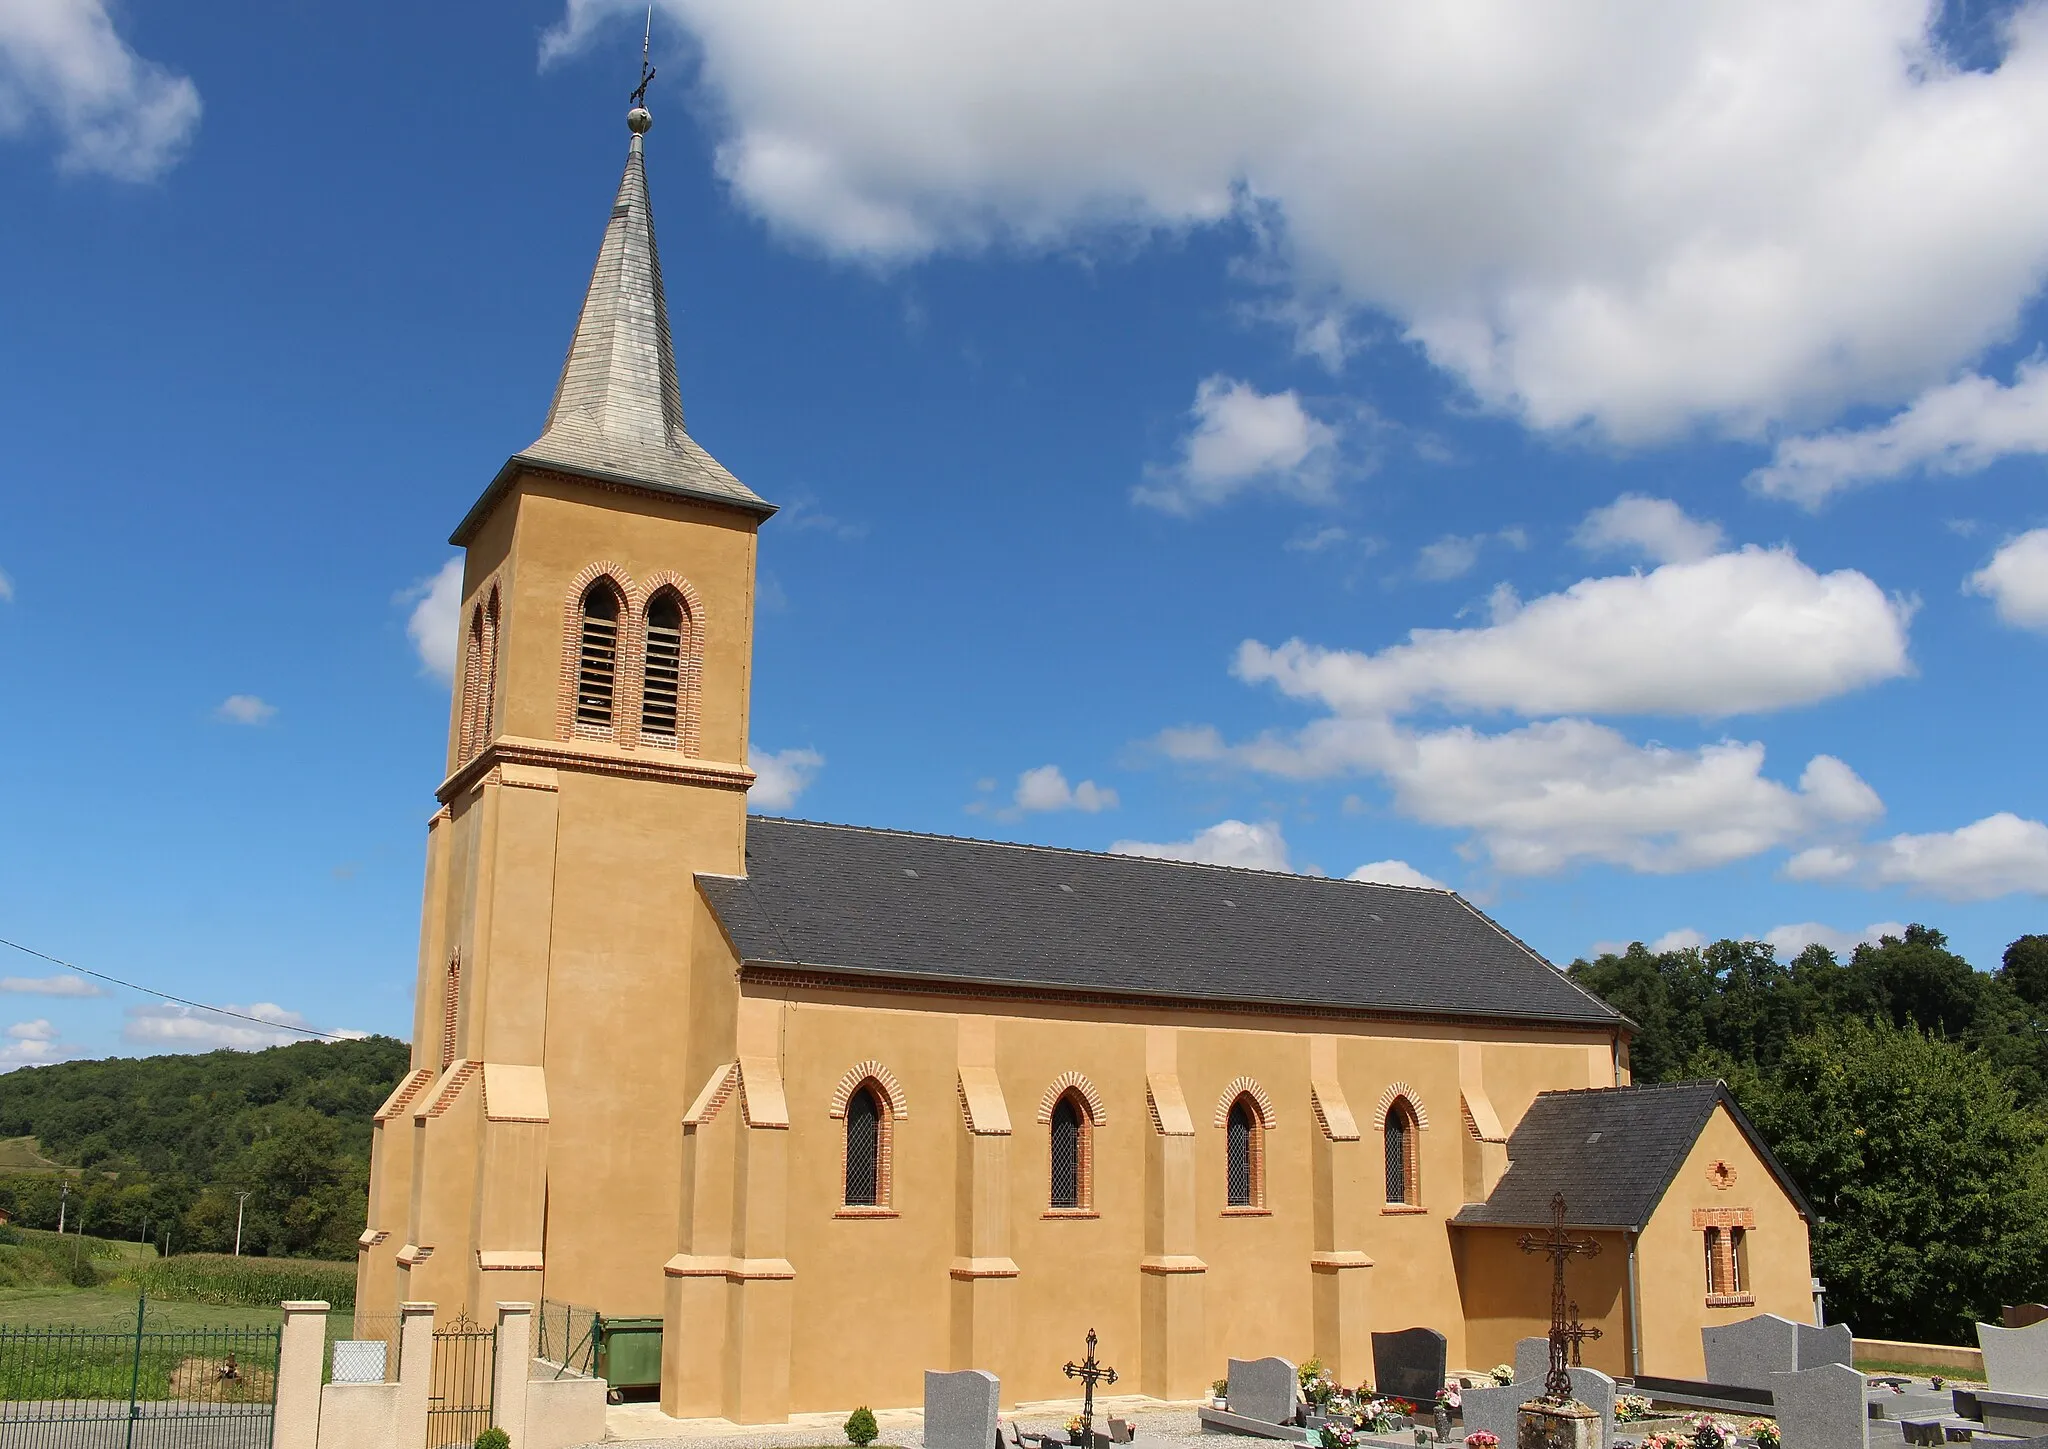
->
[355,97,1820,1421]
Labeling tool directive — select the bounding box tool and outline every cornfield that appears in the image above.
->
[132,1254,356,1309]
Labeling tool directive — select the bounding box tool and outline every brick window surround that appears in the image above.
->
[1223,1093,1268,1213]
[555,563,707,755]
[1695,1207,1756,1306]
[831,1062,908,1219]
[1383,1097,1423,1209]
[458,582,501,761]
[1045,1087,1098,1217]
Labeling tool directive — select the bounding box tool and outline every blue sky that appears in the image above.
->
[1,0,2046,1064]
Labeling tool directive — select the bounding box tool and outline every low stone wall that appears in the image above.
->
[316,1381,400,1449]
[1853,1338,1985,1375]
[528,1356,609,1449]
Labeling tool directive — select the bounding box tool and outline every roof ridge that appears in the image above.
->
[749,814,1454,893]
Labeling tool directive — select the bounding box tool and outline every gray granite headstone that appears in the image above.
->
[1567,1367,1614,1449]
[1515,1337,1551,1388]
[1704,1314,1803,1391]
[1371,1328,1447,1404]
[1979,1318,2048,1393]
[1227,1357,1299,1426]
[1771,1363,1869,1449]
[1796,1321,1854,1370]
[926,1368,1000,1449]
[1457,1381,1533,1448]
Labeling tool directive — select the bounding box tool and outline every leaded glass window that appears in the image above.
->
[1050,1095,1083,1208]
[845,1086,881,1206]
[1384,1102,1412,1203]
[1227,1098,1255,1206]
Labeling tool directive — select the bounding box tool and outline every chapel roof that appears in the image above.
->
[1449,1080,1815,1230]
[453,109,772,545]
[695,816,1626,1028]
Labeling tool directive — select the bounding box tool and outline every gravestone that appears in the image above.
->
[1703,1314,1803,1391]
[2008,1305,2048,1330]
[330,1340,386,1384]
[1515,1338,1551,1389]
[1770,1363,1869,1449]
[1227,1357,1299,1426]
[926,1369,1001,1449]
[1567,1366,1614,1447]
[1979,1319,2048,1393]
[1796,1320,1854,1370]
[1459,1381,1529,1448]
[1372,1328,1447,1404]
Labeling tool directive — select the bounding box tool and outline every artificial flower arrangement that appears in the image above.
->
[1066,1415,1087,1442]
[1463,1433,1499,1449]
[1615,1395,1656,1423]
[1687,1414,1736,1449]
[1318,1425,1358,1449]
[1436,1384,1462,1413]
[1636,1432,1686,1449]
[1745,1418,1780,1448]
[1352,1397,1416,1433]
[1489,1365,1516,1386]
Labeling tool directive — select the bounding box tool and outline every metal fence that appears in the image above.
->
[0,1315,279,1449]
[535,1300,599,1379]
[427,1312,493,1449]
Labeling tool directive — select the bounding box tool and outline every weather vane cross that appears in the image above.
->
[629,6,657,109]
[1517,1193,1602,1404]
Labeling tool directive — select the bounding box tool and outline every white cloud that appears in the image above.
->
[0,0,200,181]
[549,0,2048,440]
[1750,359,2048,506]
[0,974,104,997]
[7,1019,56,1042]
[403,558,463,686]
[214,694,275,726]
[1415,535,1482,583]
[1572,495,1726,565]
[1763,920,1907,958]
[1112,819,1290,871]
[1347,859,1446,889]
[1012,764,1118,814]
[1783,844,1860,881]
[1237,547,1911,720]
[1649,928,1707,953]
[121,1002,356,1052]
[1136,376,1340,513]
[1967,528,2048,631]
[749,744,824,810]
[0,566,12,602]
[1871,812,2048,899]
[0,1018,63,1069]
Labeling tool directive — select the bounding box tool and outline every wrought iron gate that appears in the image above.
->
[0,1317,279,1448]
[428,1312,495,1448]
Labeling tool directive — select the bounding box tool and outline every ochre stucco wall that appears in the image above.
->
[1635,1105,1815,1378]
[1455,1228,1631,1380]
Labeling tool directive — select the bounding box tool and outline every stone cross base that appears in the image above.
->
[1516,1400,1598,1449]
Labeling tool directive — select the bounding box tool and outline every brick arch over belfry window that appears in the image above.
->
[558,564,632,741]
[633,570,705,755]
[459,580,502,760]
[1037,1072,1105,1214]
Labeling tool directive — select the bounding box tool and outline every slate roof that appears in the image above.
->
[695,817,1625,1027]
[454,116,771,544]
[1450,1080,1814,1229]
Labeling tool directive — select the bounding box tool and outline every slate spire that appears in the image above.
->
[488,102,769,526]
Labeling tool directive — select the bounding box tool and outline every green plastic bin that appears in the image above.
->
[596,1316,664,1402]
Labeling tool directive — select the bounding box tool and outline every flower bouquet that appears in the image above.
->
[1464,1433,1499,1449]
[1436,1385,1462,1413]
[1489,1365,1515,1387]
[1615,1395,1655,1423]
[1687,1415,1736,1449]
[1744,1419,1780,1449]
[1318,1425,1357,1449]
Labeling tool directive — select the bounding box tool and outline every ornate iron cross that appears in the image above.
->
[1517,1193,1601,1403]
[1063,1328,1118,1447]
[1561,1301,1603,1367]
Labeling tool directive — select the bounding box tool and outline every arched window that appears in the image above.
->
[844,1084,883,1207]
[1384,1098,1420,1206]
[1226,1095,1262,1208]
[640,591,686,744]
[1049,1090,1092,1210]
[479,588,500,744]
[461,605,485,756]
[573,582,621,731]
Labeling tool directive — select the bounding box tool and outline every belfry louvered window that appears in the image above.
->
[844,1086,881,1206]
[574,583,621,730]
[640,592,684,743]
[1226,1098,1256,1206]
[1050,1094,1084,1208]
[1384,1098,1419,1205]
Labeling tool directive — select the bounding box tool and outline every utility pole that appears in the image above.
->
[233,1192,251,1257]
[57,1180,67,1235]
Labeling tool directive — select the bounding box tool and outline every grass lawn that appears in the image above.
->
[0,1137,66,1174]
[1856,1357,1985,1384]
[0,1286,285,1334]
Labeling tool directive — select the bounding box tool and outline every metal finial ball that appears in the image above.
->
[627,106,653,134]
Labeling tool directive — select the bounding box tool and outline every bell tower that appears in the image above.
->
[357,94,776,1326]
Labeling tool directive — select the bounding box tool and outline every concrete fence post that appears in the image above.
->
[395,1301,436,1449]
[494,1301,535,1445]
[274,1300,330,1449]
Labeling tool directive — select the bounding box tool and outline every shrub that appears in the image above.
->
[474,1431,511,1449]
[132,1254,356,1308]
[846,1406,879,1447]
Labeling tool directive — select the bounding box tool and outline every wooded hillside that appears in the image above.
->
[0,1036,410,1262]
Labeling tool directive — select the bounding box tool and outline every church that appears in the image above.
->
[354,96,1821,1423]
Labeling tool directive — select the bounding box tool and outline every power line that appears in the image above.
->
[0,935,355,1042]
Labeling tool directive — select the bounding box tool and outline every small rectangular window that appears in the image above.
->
[1730,1226,1747,1294]
[1703,1227,1721,1293]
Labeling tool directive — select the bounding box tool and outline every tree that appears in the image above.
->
[1999,936,2048,1011]
[1731,1019,2048,1342]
